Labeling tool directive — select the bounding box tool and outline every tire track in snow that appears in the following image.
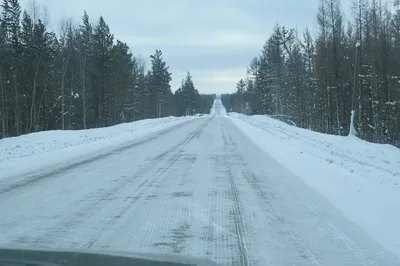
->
[237,164,323,265]
[12,150,176,248]
[213,155,233,265]
[201,156,219,262]
[224,118,400,266]
[137,151,186,252]
[8,119,211,248]
[95,120,207,251]
[75,120,209,249]
[219,125,252,266]
[0,118,202,196]
[151,153,196,254]
[122,120,210,253]
[85,150,185,249]
[225,124,330,265]
[227,167,249,266]
[225,128,322,266]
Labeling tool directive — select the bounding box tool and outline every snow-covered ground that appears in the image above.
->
[1,100,399,265]
[228,112,400,258]
[0,116,199,184]
[0,117,200,163]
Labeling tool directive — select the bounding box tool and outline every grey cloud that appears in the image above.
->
[165,52,254,73]
[19,0,327,94]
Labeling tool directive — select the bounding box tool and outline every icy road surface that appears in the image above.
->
[1,104,399,265]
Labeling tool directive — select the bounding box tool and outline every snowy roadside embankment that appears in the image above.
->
[0,116,200,183]
[228,112,400,257]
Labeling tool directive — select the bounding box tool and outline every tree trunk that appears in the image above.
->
[36,90,46,132]
[81,54,87,129]
[61,54,70,130]
[330,3,341,135]
[357,0,364,136]
[30,56,42,132]
[0,68,6,137]
[68,67,74,130]
[14,74,21,136]
[113,95,117,124]
[349,44,360,136]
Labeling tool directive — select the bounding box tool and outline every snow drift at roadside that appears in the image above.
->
[0,116,199,182]
[228,112,400,258]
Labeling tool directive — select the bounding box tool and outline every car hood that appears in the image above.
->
[0,246,220,266]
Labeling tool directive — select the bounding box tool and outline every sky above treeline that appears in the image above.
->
[18,0,354,94]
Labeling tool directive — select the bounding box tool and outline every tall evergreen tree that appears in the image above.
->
[2,0,22,135]
[148,49,171,118]
[227,0,400,146]
[0,0,214,140]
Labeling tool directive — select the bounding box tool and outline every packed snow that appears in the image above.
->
[228,112,400,258]
[0,116,199,182]
[0,100,399,265]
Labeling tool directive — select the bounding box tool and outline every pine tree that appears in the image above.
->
[110,40,134,123]
[0,11,8,137]
[0,1,217,139]
[301,27,318,129]
[228,0,400,146]
[92,16,113,127]
[182,72,196,115]
[148,49,171,118]
[174,72,203,116]
[2,0,22,135]
[77,10,92,129]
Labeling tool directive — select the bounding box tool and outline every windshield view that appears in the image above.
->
[0,0,400,265]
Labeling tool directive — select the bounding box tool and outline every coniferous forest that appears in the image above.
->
[222,0,400,146]
[0,0,214,138]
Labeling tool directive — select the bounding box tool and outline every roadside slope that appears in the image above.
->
[228,112,400,258]
[0,116,200,184]
[1,113,398,265]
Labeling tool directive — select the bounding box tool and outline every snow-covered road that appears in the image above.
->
[1,103,399,265]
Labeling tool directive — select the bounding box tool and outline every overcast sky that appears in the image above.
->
[18,0,349,94]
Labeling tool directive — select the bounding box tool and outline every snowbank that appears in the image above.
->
[228,112,400,257]
[0,116,199,183]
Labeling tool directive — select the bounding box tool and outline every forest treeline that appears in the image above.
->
[0,0,214,138]
[222,0,400,146]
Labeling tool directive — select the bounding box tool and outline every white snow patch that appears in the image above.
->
[0,116,200,182]
[228,112,400,257]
